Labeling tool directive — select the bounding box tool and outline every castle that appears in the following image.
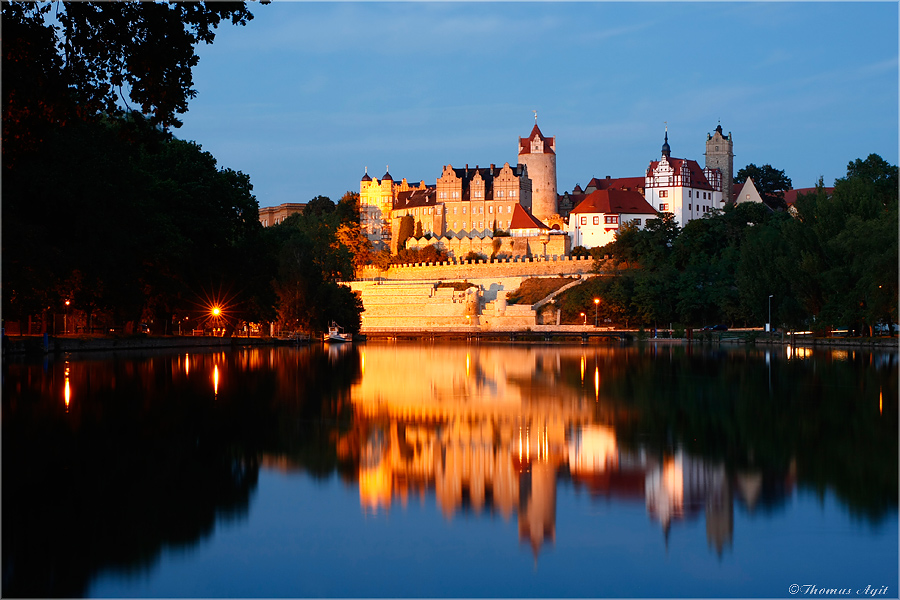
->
[359,119,734,254]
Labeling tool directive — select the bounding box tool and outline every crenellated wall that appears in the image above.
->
[355,254,594,282]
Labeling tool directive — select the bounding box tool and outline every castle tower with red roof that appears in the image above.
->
[518,116,558,224]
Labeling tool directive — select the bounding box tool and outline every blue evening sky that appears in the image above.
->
[176,2,899,209]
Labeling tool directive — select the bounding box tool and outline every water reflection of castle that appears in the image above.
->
[338,346,796,557]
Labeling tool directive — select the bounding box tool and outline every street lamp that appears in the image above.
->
[580,312,586,326]
[64,299,70,335]
[768,294,773,333]
[593,298,600,328]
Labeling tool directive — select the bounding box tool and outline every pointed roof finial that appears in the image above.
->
[661,123,671,159]
[533,110,538,124]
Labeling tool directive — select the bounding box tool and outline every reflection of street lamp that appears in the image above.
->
[768,294,773,333]
[580,312,586,326]
[593,298,600,328]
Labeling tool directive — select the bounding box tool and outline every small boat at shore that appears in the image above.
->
[324,322,352,343]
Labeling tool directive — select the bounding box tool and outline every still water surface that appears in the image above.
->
[2,342,897,598]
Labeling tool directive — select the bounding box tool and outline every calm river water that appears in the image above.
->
[2,341,897,598]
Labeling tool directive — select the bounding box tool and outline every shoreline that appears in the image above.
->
[5,331,896,356]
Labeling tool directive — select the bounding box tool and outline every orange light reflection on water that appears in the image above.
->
[64,364,71,411]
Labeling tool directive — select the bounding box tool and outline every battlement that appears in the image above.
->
[355,254,594,282]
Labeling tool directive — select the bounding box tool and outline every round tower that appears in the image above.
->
[518,118,557,223]
[705,123,734,203]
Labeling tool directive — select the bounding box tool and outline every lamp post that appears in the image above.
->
[593,298,600,328]
[580,312,586,326]
[768,294,773,333]
[64,299,70,335]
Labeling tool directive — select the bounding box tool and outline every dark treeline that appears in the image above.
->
[562,156,898,334]
[2,1,369,336]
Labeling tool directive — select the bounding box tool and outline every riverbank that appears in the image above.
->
[1,334,296,356]
[4,331,896,356]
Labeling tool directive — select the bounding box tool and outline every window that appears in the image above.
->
[604,216,618,224]
[488,206,493,214]
[474,191,482,198]
[453,221,457,229]
[497,190,505,198]
[580,216,587,226]
[451,191,460,199]
[479,207,483,214]
[463,221,467,228]
[453,207,457,215]
[507,205,512,213]
[659,203,669,211]
[463,207,467,214]
[659,190,668,198]
[688,190,692,198]
[688,204,691,211]
[479,221,483,229]
[634,218,642,226]
[509,190,517,197]
[593,216,600,225]
[439,191,447,199]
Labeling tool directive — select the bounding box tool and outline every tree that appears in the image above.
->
[304,195,336,217]
[2,1,256,154]
[735,164,792,210]
[396,215,414,252]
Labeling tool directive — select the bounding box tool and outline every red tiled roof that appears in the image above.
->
[783,187,833,205]
[518,124,555,155]
[509,204,549,230]
[647,157,714,191]
[569,189,657,216]
[732,181,745,201]
[394,188,436,209]
[594,176,645,192]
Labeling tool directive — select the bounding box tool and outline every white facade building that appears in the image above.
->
[566,189,657,249]
[644,131,724,227]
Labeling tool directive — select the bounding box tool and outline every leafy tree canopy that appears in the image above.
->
[2,1,258,165]
[735,163,793,209]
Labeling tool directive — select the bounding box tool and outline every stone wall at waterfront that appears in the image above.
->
[348,256,599,331]
[355,254,594,282]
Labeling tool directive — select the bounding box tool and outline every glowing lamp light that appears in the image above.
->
[211,306,222,317]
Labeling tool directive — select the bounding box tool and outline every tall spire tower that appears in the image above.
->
[518,116,557,222]
[705,122,734,203]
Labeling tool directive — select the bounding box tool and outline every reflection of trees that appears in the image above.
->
[592,345,898,523]
[1,346,360,598]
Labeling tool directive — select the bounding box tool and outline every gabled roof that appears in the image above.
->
[509,204,549,230]
[569,189,657,216]
[647,157,714,191]
[519,124,555,155]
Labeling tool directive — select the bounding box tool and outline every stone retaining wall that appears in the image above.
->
[356,255,594,282]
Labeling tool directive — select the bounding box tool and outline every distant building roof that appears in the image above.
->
[394,187,437,210]
[518,124,555,155]
[783,187,834,205]
[509,204,550,230]
[569,189,657,216]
